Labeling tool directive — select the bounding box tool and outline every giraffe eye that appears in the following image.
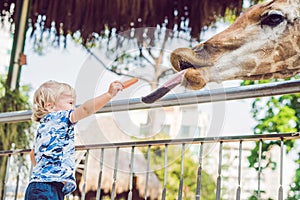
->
[261,12,285,27]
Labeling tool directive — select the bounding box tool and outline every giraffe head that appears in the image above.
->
[170,0,300,90]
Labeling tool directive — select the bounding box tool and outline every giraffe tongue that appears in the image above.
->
[141,70,186,104]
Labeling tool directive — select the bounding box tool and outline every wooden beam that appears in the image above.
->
[6,0,31,91]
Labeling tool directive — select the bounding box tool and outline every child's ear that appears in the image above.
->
[45,102,54,111]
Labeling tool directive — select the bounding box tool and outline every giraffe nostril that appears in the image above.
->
[179,60,194,70]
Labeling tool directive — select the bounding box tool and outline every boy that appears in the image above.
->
[25,80,123,200]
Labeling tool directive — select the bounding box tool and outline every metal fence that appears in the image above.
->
[1,133,299,200]
[1,80,300,200]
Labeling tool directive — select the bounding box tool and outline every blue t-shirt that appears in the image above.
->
[30,110,77,195]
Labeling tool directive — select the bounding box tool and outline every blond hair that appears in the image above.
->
[32,80,76,122]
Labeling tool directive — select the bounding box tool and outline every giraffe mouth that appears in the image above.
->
[171,48,206,72]
[178,60,201,70]
[172,52,208,88]
[171,47,210,87]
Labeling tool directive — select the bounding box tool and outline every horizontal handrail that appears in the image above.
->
[1,132,299,156]
[1,80,300,123]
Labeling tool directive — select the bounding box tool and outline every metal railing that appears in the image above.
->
[1,133,299,200]
[1,80,300,123]
[1,80,300,199]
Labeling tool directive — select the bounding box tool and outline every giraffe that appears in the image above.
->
[168,0,300,91]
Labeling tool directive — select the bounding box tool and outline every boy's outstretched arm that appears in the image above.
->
[70,81,123,123]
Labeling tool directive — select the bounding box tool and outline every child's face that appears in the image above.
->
[52,94,75,111]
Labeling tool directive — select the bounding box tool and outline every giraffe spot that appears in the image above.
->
[255,62,272,74]
[297,36,300,49]
[273,54,282,62]
[292,57,300,68]
[276,41,297,60]
[276,64,289,72]
[241,59,256,71]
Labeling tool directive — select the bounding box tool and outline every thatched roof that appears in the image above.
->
[1,0,258,45]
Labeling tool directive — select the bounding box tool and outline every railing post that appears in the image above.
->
[111,147,120,200]
[128,146,135,200]
[144,145,151,200]
[177,143,185,200]
[216,142,223,200]
[81,150,90,200]
[161,144,168,200]
[257,139,262,199]
[236,141,242,200]
[96,148,104,200]
[195,142,203,200]
[3,154,11,200]
[14,153,23,200]
[278,139,284,200]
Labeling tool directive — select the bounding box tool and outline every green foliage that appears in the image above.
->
[224,9,239,25]
[287,159,300,199]
[0,78,33,198]
[249,192,273,200]
[242,78,300,199]
[0,79,32,149]
[222,0,266,26]
[138,134,216,199]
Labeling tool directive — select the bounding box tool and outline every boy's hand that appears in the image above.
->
[108,81,123,97]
